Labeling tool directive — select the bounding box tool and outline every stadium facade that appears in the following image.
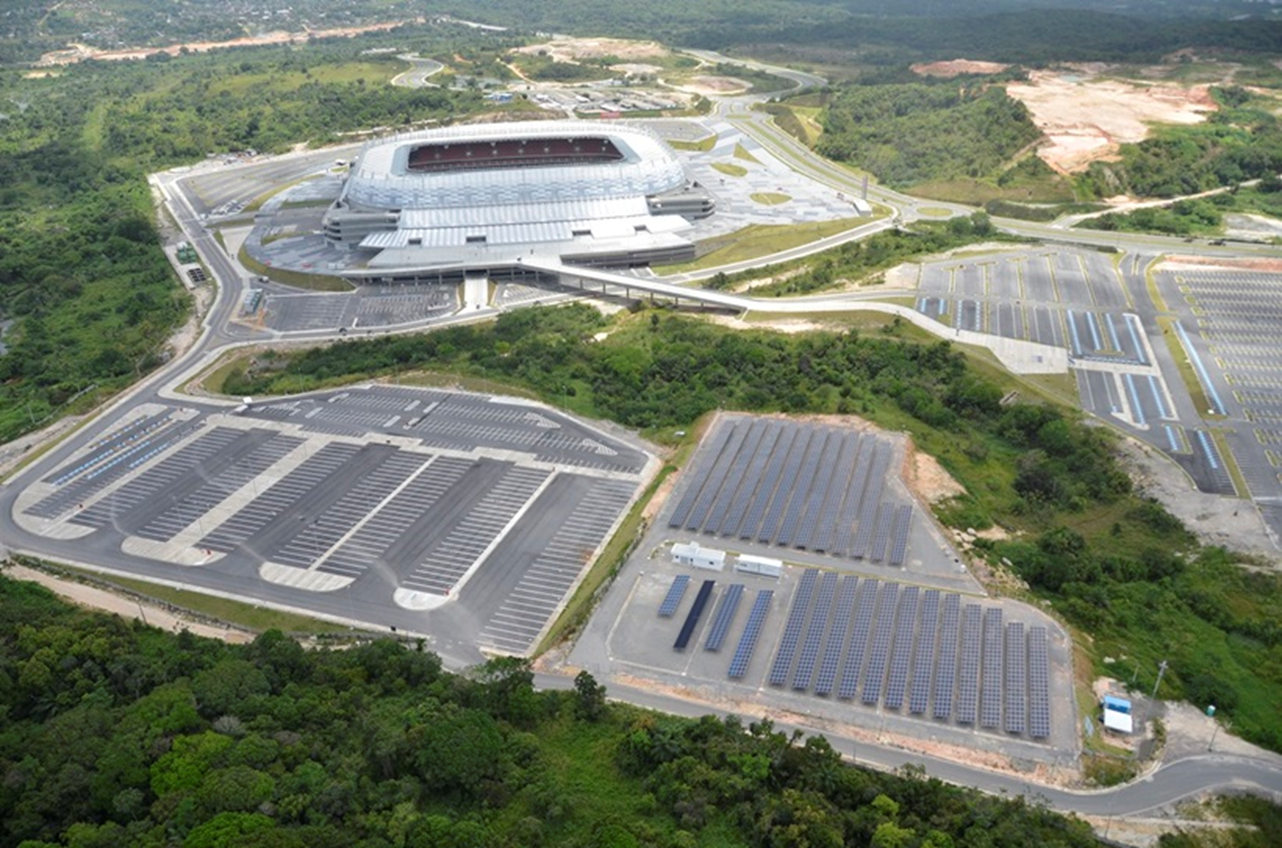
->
[322,121,714,271]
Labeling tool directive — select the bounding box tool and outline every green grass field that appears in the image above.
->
[654,217,869,273]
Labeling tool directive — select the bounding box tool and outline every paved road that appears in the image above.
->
[391,54,445,88]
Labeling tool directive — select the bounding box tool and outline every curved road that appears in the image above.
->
[391,54,445,88]
[2,46,1279,824]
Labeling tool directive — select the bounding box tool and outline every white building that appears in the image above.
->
[672,541,726,571]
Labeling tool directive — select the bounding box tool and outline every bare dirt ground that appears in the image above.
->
[37,20,418,66]
[910,59,1010,78]
[1222,213,1282,242]
[511,37,668,64]
[1116,435,1280,564]
[0,416,84,480]
[1006,68,1217,174]
[1160,254,1282,274]
[706,314,830,334]
[3,564,254,644]
[903,446,967,504]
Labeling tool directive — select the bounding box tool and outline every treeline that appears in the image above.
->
[0,34,487,443]
[1079,87,1282,200]
[219,305,1282,752]
[0,573,1111,848]
[816,84,1041,188]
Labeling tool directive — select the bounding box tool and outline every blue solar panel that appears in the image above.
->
[980,608,1004,728]
[716,424,783,537]
[869,504,896,563]
[933,593,960,719]
[792,572,837,690]
[668,425,733,528]
[705,584,745,651]
[888,505,913,566]
[815,575,858,696]
[728,590,774,679]
[849,450,890,559]
[658,575,690,617]
[1028,626,1051,739]
[775,432,831,548]
[831,440,875,555]
[1004,622,1026,734]
[685,425,751,531]
[738,425,797,541]
[674,580,715,651]
[768,569,819,686]
[703,421,768,536]
[956,605,982,725]
[883,586,918,709]
[908,589,940,714]
[861,582,899,704]
[838,578,880,699]
[780,433,841,549]
[758,428,815,543]
[810,433,862,553]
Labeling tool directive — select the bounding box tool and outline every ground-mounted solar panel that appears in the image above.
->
[775,432,832,548]
[980,607,1004,729]
[933,593,960,719]
[728,590,774,679]
[849,450,891,559]
[815,575,858,696]
[768,569,819,686]
[674,580,716,650]
[716,424,783,537]
[908,589,940,714]
[703,421,769,536]
[757,427,815,543]
[809,433,862,553]
[955,604,983,725]
[831,440,876,555]
[658,575,690,617]
[685,424,752,532]
[888,505,914,566]
[861,582,900,704]
[1028,626,1051,739]
[838,578,880,699]
[668,424,734,528]
[792,572,838,690]
[705,584,745,651]
[786,433,846,551]
[883,586,919,710]
[1004,622,1026,734]
[869,504,897,563]
[738,425,797,541]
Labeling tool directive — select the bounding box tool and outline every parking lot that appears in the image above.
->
[15,387,655,659]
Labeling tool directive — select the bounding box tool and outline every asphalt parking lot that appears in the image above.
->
[14,388,655,661]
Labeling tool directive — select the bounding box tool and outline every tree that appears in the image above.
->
[573,670,607,722]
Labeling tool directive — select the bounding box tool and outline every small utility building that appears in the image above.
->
[1102,695,1134,734]
[672,541,726,571]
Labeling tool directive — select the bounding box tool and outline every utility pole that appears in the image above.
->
[1151,660,1168,700]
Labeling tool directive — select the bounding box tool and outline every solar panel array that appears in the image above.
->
[769,569,819,686]
[956,605,982,725]
[884,586,918,709]
[792,572,838,690]
[705,584,744,651]
[980,608,1004,729]
[1004,622,1026,735]
[815,576,858,696]
[669,419,913,563]
[908,589,940,714]
[674,580,715,650]
[728,589,774,679]
[658,575,690,617]
[1028,626,1052,739]
[838,578,880,699]
[933,593,961,720]
[861,583,899,704]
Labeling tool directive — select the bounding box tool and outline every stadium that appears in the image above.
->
[322,121,715,273]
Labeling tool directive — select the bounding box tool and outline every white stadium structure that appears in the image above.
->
[322,121,715,273]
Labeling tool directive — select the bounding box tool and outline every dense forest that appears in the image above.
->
[0,573,1113,848]
[218,305,1282,754]
[0,28,489,442]
[816,84,1041,189]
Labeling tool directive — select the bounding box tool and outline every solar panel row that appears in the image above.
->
[839,578,881,699]
[703,421,768,536]
[933,593,961,719]
[908,589,940,714]
[658,574,690,617]
[810,434,862,553]
[1004,622,1026,735]
[789,435,844,550]
[1028,626,1052,738]
[792,571,838,690]
[849,450,891,559]
[956,604,982,724]
[869,504,897,563]
[815,575,858,696]
[728,589,774,679]
[775,432,830,547]
[668,424,734,529]
[705,583,744,651]
[769,568,819,686]
[717,424,783,537]
[980,607,1004,729]
[831,441,876,556]
[888,505,914,566]
[738,425,797,541]
[884,586,918,709]
[861,582,899,704]
[685,426,751,532]
[674,580,715,650]
[758,429,815,544]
